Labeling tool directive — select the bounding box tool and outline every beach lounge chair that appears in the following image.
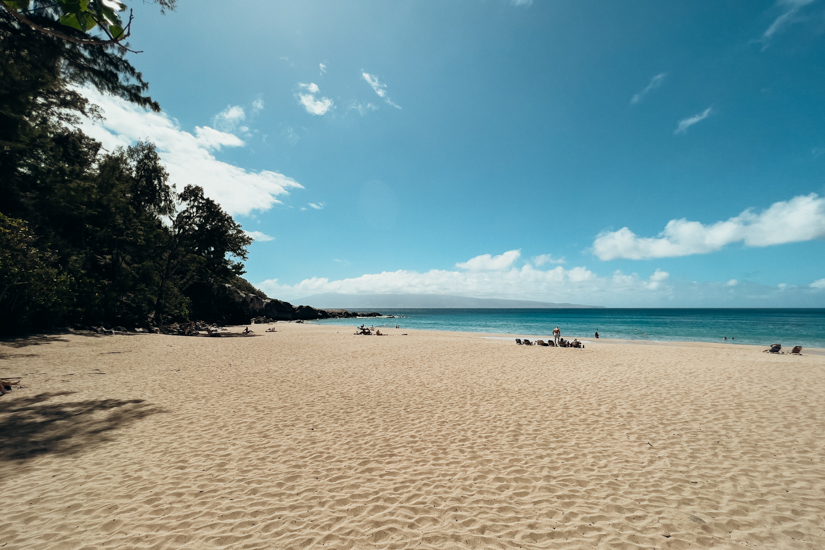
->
[791,346,802,355]
[515,338,522,345]
[763,344,782,354]
[522,339,533,346]
[546,340,555,347]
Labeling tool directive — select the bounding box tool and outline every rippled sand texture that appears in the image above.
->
[2,325,825,550]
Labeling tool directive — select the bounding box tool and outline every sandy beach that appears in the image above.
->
[1,323,824,550]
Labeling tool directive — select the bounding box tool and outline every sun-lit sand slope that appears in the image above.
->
[2,324,825,550]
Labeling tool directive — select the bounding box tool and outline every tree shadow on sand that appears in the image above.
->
[0,331,103,349]
[0,391,167,467]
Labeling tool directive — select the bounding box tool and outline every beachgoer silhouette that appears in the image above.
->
[553,327,561,346]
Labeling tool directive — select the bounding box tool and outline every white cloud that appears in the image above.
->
[763,0,818,41]
[727,279,739,286]
[193,126,245,150]
[320,63,327,75]
[456,250,521,271]
[296,83,333,115]
[349,101,379,116]
[245,231,275,242]
[532,254,565,266]
[308,202,325,210]
[362,71,401,109]
[252,98,264,112]
[212,105,246,133]
[675,107,713,134]
[256,250,825,307]
[592,193,825,260]
[256,252,677,306]
[77,87,303,217]
[298,94,333,115]
[646,269,669,290]
[631,72,667,104]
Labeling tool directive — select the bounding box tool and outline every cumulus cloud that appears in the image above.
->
[212,105,245,132]
[77,87,302,217]
[675,107,712,134]
[532,254,565,266]
[245,230,275,242]
[631,72,667,104]
[763,0,818,42]
[456,250,521,271]
[296,83,333,115]
[592,193,825,260]
[256,250,681,306]
[362,72,401,109]
[256,248,825,307]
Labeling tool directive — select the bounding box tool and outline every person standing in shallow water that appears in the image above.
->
[553,327,561,346]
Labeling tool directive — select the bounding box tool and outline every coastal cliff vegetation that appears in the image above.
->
[0,2,268,333]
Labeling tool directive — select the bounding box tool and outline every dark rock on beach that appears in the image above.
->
[225,285,380,322]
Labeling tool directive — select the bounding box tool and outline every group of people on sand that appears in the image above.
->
[355,324,383,336]
[518,327,584,347]
[552,326,582,348]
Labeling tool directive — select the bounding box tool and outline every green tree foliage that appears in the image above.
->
[0,3,258,333]
[0,213,73,332]
[1,0,175,47]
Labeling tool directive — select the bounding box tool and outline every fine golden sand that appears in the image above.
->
[1,324,824,550]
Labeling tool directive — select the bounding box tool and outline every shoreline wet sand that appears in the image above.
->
[2,323,824,549]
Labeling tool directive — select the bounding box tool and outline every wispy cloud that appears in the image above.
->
[78,87,303,217]
[348,101,379,117]
[811,278,825,289]
[763,0,818,43]
[362,71,401,110]
[308,202,325,210]
[296,83,334,115]
[252,98,264,112]
[532,254,565,266]
[592,193,825,260]
[674,107,712,135]
[320,63,327,75]
[245,230,275,242]
[631,72,667,104]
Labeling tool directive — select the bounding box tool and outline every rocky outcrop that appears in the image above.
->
[225,285,381,322]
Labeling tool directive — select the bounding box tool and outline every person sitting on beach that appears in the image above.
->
[376,329,382,336]
[265,327,277,332]
[242,327,253,335]
[571,339,582,348]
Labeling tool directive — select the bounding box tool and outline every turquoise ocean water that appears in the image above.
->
[314,309,825,349]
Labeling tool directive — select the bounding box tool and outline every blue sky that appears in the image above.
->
[82,0,825,307]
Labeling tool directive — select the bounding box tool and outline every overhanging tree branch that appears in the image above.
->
[0,0,141,53]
